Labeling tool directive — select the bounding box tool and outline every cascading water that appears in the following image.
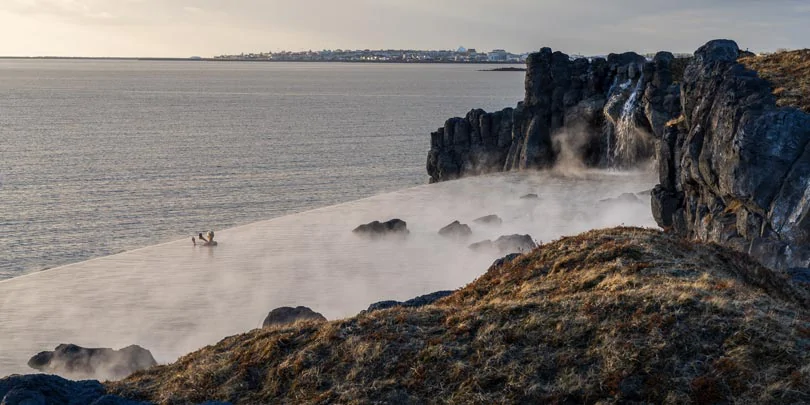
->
[614,72,645,165]
[602,77,632,167]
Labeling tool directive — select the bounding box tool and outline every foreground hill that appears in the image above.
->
[109,227,810,404]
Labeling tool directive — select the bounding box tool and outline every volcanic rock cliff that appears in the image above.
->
[426,48,684,182]
[652,40,810,271]
[429,39,810,273]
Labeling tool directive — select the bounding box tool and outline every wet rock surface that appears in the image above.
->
[262,306,327,328]
[352,219,409,238]
[438,221,472,239]
[472,214,503,225]
[469,234,536,255]
[27,344,157,381]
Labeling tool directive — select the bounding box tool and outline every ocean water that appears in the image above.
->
[0,60,525,278]
[0,170,657,377]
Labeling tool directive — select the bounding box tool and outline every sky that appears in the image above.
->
[0,0,808,57]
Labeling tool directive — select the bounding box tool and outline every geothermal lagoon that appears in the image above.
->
[0,170,655,378]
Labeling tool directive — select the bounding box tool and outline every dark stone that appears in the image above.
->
[520,193,539,200]
[438,221,472,239]
[469,234,536,255]
[27,344,157,380]
[493,234,537,254]
[0,374,105,405]
[362,291,453,314]
[262,306,326,328]
[651,39,810,270]
[352,219,409,238]
[473,215,502,225]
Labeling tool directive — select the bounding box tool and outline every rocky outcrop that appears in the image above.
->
[362,290,453,314]
[651,39,810,270]
[427,48,685,182]
[0,374,148,405]
[438,221,472,239]
[262,306,327,328]
[352,219,409,238]
[469,234,537,255]
[27,344,157,381]
[472,214,502,225]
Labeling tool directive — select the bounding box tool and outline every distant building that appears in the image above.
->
[488,49,508,62]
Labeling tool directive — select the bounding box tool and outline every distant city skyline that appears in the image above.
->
[0,0,808,58]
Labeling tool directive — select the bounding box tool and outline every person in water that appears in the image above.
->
[192,230,217,246]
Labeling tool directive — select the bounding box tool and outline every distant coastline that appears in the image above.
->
[0,56,525,65]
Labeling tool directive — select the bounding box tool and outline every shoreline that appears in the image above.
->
[0,56,525,65]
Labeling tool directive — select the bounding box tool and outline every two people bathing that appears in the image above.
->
[192,230,217,246]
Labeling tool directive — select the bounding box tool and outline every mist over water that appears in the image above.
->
[0,60,524,278]
[0,169,656,378]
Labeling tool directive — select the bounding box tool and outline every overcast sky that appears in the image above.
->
[1,0,808,57]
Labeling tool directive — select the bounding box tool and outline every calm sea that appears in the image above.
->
[0,60,524,278]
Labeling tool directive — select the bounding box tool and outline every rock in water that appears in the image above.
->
[27,344,157,380]
[473,214,502,225]
[438,221,472,239]
[0,374,105,405]
[520,193,539,200]
[362,291,454,314]
[494,234,537,254]
[469,234,536,255]
[352,219,409,238]
[262,306,327,328]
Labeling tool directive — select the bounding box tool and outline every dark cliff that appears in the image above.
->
[652,40,810,270]
[426,48,683,182]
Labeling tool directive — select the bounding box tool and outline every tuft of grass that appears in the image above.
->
[740,49,810,113]
[108,227,810,404]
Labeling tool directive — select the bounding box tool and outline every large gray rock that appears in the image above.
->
[262,306,326,328]
[473,214,502,225]
[362,290,454,314]
[0,374,105,405]
[651,39,810,270]
[438,221,472,239]
[469,234,536,255]
[27,344,157,381]
[352,219,409,238]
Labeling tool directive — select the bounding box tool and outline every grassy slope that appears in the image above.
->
[108,227,810,404]
[740,49,810,113]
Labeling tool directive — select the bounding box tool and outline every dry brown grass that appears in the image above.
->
[108,227,810,404]
[740,49,810,113]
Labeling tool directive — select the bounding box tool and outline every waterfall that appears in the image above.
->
[613,72,645,165]
[602,77,632,167]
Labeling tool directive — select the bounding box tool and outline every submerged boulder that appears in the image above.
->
[352,219,409,238]
[27,344,157,380]
[438,221,472,239]
[469,234,536,255]
[473,215,503,226]
[262,306,326,328]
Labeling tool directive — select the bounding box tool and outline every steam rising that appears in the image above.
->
[0,170,656,379]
